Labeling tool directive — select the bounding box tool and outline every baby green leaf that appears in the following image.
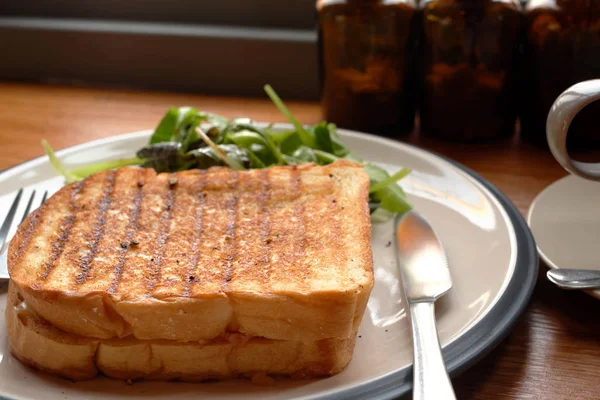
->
[264,84,316,148]
[42,140,80,183]
[313,122,333,153]
[195,127,246,171]
[150,107,179,144]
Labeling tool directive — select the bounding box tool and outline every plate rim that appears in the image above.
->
[0,127,538,400]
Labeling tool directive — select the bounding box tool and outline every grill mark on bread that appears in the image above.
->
[325,169,342,281]
[222,171,240,287]
[146,174,177,293]
[182,170,207,296]
[39,180,84,280]
[259,169,272,279]
[292,168,308,290]
[75,171,116,285]
[108,169,145,294]
[12,208,41,263]
[324,168,344,282]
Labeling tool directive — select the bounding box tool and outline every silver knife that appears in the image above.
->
[395,210,456,400]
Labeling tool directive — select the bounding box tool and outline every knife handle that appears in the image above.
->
[409,301,456,400]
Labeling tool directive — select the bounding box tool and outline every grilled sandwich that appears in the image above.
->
[8,160,374,345]
[6,282,357,381]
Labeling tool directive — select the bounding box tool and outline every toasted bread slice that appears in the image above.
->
[9,160,373,342]
[6,283,356,382]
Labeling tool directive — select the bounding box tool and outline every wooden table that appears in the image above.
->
[1,82,599,399]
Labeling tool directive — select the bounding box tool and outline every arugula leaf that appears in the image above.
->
[280,132,303,156]
[42,140,80,183]
[268,129,296,145]
[43,140,141,182]
[227,130,275,165]
[252,126,287,165]
[70,158,142,179]
[328,124,351,157]
[177,107,205,152]
[150,108,179,144]
[245,150,267,168]
[227,131,268,149]
[313,149,339,165]
[313,122,333,153]
[292,146,317,163]
[188,144,251,169]
[205,112,229,131]
[195,127,246,171]
[264,84,316,148]
[369,168,411,193]
[281,154,302,165]
[137,142,189,173]
[363,163,412,214]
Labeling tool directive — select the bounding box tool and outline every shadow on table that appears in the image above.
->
[533,262,600,332]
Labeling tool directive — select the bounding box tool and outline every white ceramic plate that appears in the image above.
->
[0,127,537,400]
[527,175,600,299]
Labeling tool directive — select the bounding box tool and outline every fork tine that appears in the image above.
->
[41,190,48,204]
[0,189,24,251]
[20,190,36,224]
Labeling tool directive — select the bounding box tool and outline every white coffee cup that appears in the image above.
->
[547,79,600,181]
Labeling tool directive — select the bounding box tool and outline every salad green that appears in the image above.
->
[43,85,412,217]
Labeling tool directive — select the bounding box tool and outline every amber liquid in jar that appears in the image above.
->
[317,0,418,137]
[521,0,600,149]
[419,0,522,140]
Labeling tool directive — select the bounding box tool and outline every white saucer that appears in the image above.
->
[527,175,600,298]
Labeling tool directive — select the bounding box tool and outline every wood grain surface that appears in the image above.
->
[1,82,599,399]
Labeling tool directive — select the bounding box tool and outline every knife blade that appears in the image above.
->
[395,210,455,400]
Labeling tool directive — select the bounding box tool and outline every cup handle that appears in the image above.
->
[547,79,600,181]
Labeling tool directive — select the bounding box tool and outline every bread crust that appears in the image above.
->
[6,283,356,382]
[9,161,373,342]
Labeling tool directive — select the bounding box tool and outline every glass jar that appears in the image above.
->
[520,0,600,149]
[317,0,419,137]
[419,0,522,140]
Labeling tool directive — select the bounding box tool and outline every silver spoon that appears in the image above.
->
[395,211,456,400]
[547,269,600,289]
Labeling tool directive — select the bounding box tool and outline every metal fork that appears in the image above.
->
[0,189,48,280]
